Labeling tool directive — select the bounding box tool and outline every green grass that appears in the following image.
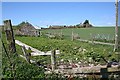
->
[41,27,115,40]
[16,36,117,64]
[2,26,119,79]
[2,32,45,79]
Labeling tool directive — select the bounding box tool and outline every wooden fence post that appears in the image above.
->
[3,20,16,53]
[100,68,108,80]
[71,29,74,41]
[22,46,31,63]
[60,29,63,40]
[51,50,56,71]
[90,33,94,44]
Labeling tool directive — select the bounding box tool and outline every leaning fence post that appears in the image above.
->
[3,20,16,53]
[51,49,56,71]
[22,46,31,63]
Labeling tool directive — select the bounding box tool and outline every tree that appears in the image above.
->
[83,20,93,28]
[83,20,89,25]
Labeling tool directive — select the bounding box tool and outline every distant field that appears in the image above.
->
[41,27,115,40]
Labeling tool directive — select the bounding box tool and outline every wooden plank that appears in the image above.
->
[15,40,60,56]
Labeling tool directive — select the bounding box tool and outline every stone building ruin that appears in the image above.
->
[15,22,40,36]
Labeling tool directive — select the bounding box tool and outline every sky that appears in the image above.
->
[1,2,119,27]
[1,0,118,2]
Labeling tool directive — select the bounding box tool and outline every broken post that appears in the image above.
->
[71,29,74,41]
[3,20,16,53]
[22,46,31,63]
[91,34,94,44]
[60,29,63,40]
[51,49,56,71]
[100,68,108,80]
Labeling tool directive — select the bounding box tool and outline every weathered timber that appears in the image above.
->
[3,20,16,53]
[22,46,31,63]
[114,0,119,52]
[51,50,56,71]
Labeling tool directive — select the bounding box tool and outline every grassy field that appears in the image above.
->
[1,26,120,79]
[1,27,119,65]
[16,36,117,65]
[15,27,119,65]
[41,27,115,40]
